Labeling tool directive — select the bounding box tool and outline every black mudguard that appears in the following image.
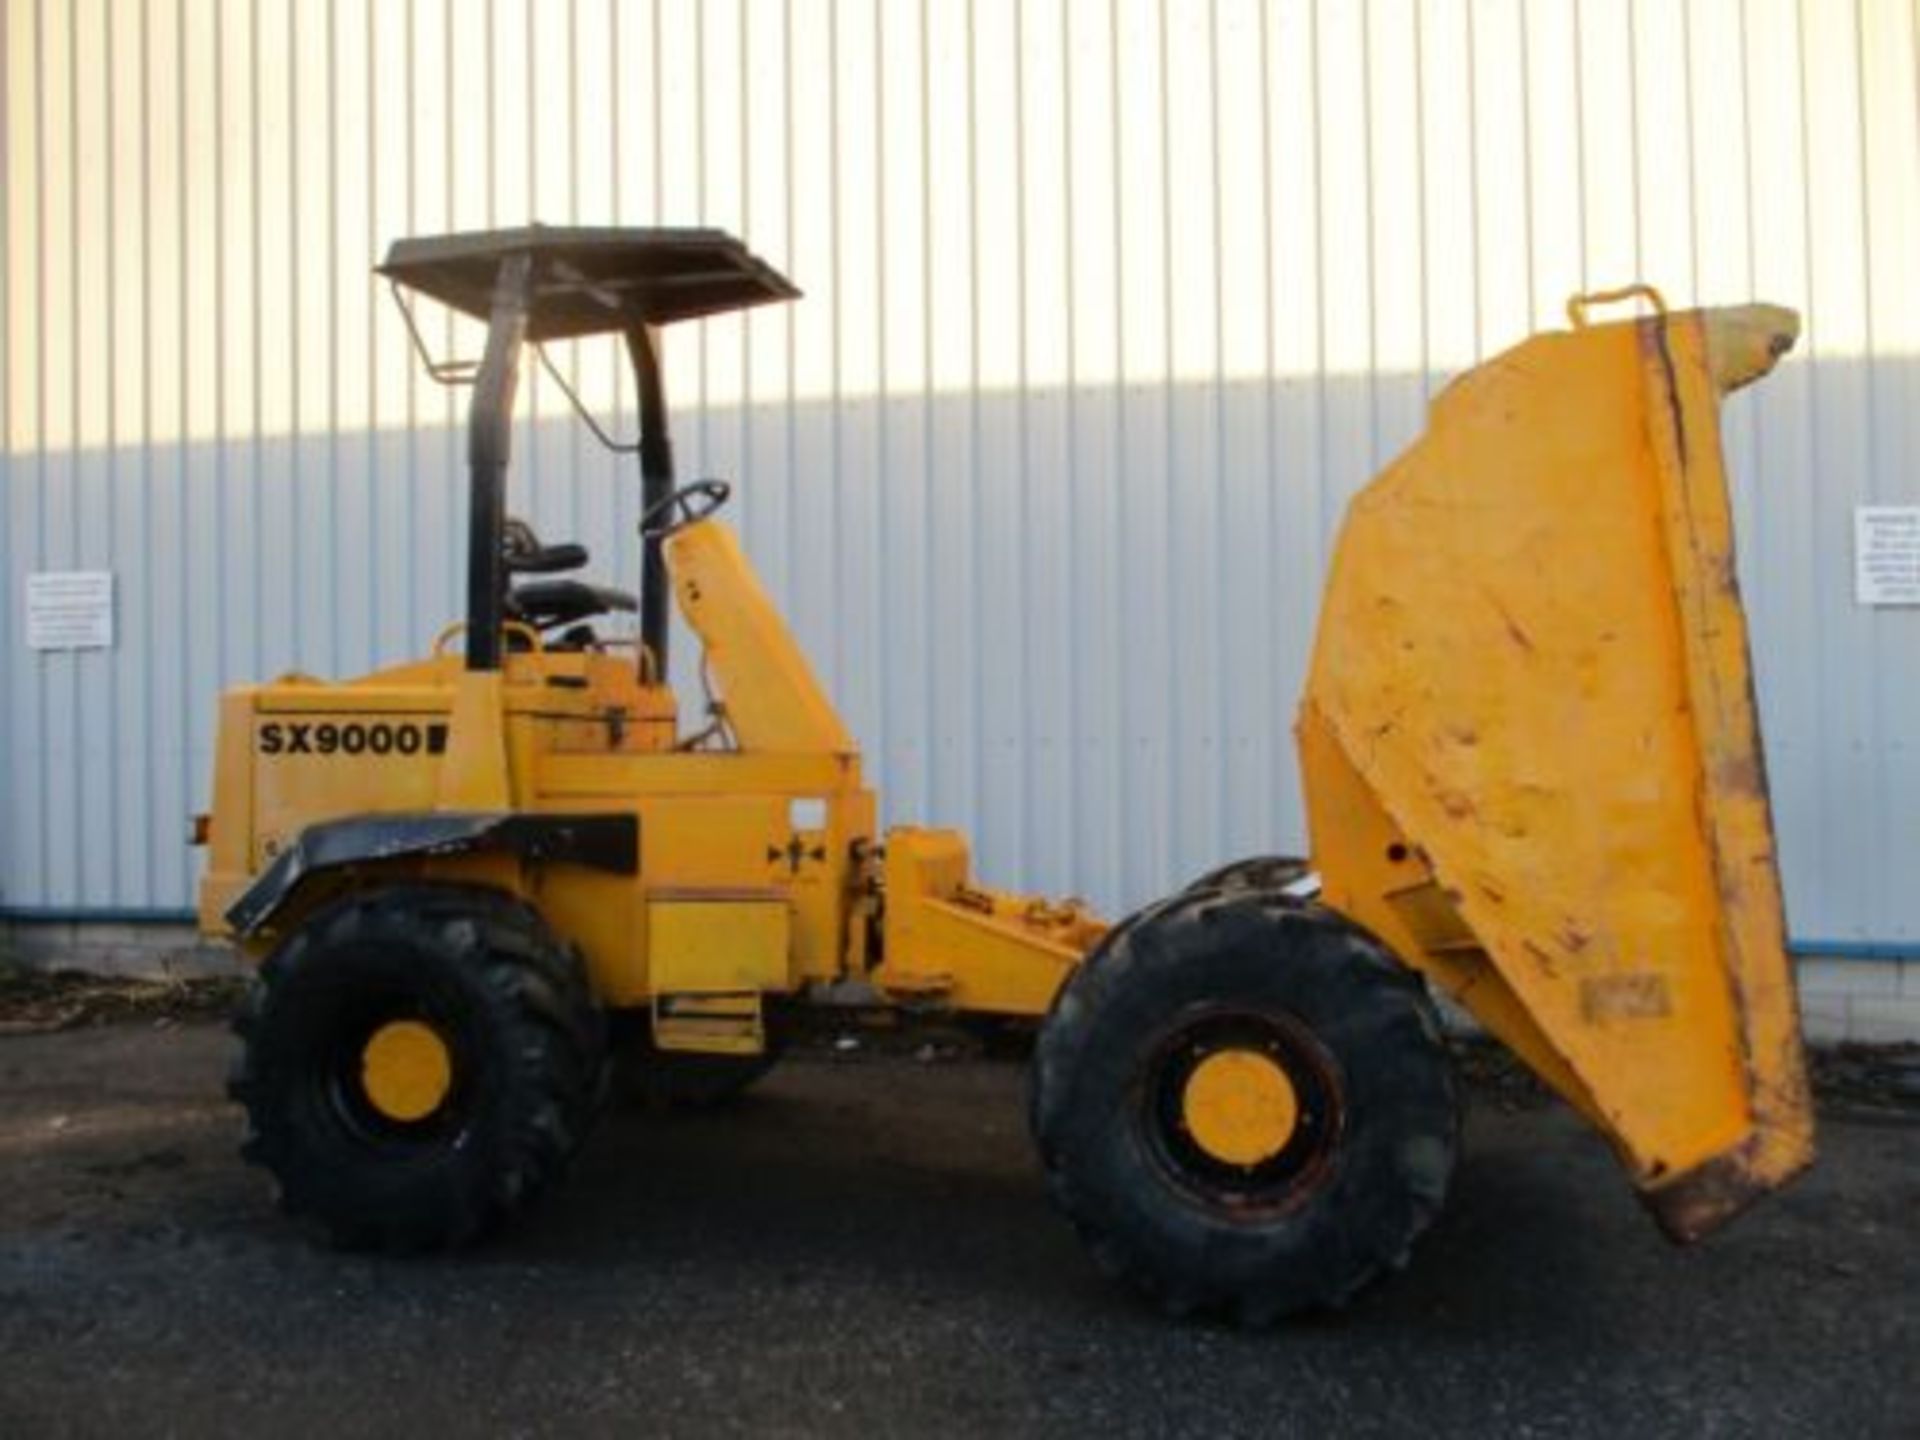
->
[226,811,639,937]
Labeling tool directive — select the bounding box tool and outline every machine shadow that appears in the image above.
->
[509,1056,1085,1299]
[491,1050,1613,1340]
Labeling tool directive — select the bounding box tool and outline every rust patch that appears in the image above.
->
[1496,604,1534,652]
[1716,751,1765,797]
[1640,1137,1812,1244]
[1579,972,1672,1021]
[1640,315,1690,467]
[1476,587,1536,653]
[1521,940,1561,980]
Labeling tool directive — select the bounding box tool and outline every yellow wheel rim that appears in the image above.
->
[360,1019,453,1123]
[1180,1049,1300,1167]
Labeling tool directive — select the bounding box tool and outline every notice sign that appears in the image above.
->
[26,570,115,651]
[1855,507,1920,606]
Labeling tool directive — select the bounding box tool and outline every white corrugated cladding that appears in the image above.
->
[2,1,1917,950]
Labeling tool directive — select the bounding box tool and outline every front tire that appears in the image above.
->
[1031,889,1457,1323]
[228,885,608,1251]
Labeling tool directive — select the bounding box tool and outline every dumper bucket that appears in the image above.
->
[1299,289,1813,1241]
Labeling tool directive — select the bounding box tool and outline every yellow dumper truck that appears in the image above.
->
[195,231,1810,1321]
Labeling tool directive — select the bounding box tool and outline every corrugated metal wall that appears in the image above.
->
[4,0,1918,950]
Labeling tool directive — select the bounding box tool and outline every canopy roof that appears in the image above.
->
[377,225,800,340]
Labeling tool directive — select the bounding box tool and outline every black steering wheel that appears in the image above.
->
[640,479,732,539]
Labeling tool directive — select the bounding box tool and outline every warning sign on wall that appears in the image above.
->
[25,571,115,651]
[1855,507,1920,607]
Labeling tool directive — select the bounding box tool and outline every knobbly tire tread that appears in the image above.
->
[228,884,608,1252]
[1030,888,1458,1325]
[1183,854,1312,896]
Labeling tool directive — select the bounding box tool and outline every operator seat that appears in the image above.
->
[501,518,637,640]
[512,577,638,631]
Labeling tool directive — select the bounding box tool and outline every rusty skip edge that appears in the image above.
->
[1640,1133,1809,1243]
[1632,304,1815,1245]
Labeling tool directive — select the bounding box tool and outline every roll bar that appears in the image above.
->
[378,225,799,678]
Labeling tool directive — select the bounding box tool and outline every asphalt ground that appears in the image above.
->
[0,1020,1914,1439]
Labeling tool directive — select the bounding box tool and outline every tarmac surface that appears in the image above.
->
[0,1020,1913,1438]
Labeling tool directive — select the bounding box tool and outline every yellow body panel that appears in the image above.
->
[649,897,792,994]
[646,897,791,1054]
[438,671,515,809]
[1300,299,1812,1237]
[199,646,678,921]
[876,829,1104,1015]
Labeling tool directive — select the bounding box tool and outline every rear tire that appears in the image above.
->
[229,884,608,1251]
[1031,889,1457,1323]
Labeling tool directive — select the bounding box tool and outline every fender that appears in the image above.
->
[226,811,639,937]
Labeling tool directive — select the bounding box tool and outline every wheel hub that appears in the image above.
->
[1180,1049,1300,1167]
[359,1019,453,1123]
